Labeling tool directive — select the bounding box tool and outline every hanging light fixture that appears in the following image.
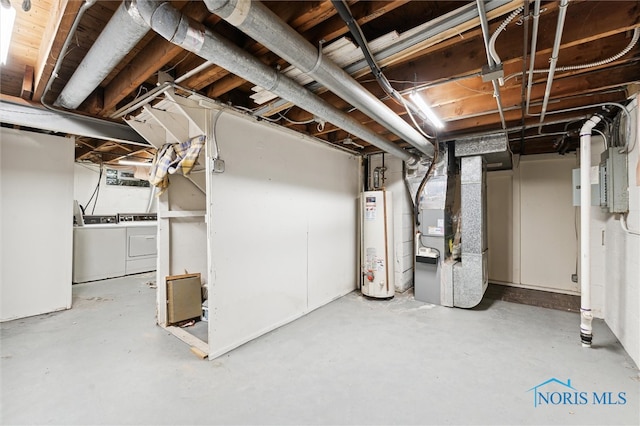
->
[409,91,444,129]
[0,0,16,65]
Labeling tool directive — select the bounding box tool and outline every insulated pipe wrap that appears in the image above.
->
[128,0,418,164]
[204,0,434,159]
[130,1,205,53]
[128,1,175,41]
[55,2,149,109]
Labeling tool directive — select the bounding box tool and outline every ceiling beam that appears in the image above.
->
[429,62,639,122]
[32,0,84,103]
[251,0,523,118]
[0,99,149,146]
[383,1,640,87]
[190,0,410,102]
[287,0,340,33]
[303,0,412,45]
[176,1,341,92]
[206,74,248,99]
[21,65,34,101]
[76,140,139,161]
[438,91,628,136]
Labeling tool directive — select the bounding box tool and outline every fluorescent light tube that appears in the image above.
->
[0,3,16,65]
[118,159,152,167]
[409,92,444,129]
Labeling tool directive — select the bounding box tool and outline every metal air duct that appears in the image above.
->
[54,2,149,109]
[203,0,435,159]
[126,0,419,164]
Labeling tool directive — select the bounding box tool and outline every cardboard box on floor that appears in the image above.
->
[166,273,202,325]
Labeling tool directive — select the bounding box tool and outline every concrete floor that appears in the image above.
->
[1,273,638,425]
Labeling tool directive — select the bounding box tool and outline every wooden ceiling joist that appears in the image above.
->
[32,0,84,103]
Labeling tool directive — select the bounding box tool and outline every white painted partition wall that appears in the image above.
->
[126,91,360,359]
[487,154,579,295]
[0,129,74,321]
[206,110,360,358]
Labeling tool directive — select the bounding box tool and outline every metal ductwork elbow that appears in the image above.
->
[125,1,202,52]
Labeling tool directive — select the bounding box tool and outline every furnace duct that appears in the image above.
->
[203,0,435,159]
[411,133,508,308]
[122,0,419,164]
[54,2,149,109]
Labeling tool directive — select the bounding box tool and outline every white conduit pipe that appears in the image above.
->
[621,213,640,236]
[525,0,541,115]
[488,5,524,86]
[476,0,507,129]
[557,27,640,72]
[539,0,570,126]
[579,114,602,348]
[514,27,640,81]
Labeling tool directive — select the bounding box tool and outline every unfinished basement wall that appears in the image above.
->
[207,110,360,358]
[0,128,74,321]
[601,96,639,367]
[74,163,156,214]
[368,154,414,292]
[487,154,580,296]
[488,96,640,367]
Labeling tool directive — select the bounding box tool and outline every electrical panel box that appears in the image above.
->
[599,147,628,213]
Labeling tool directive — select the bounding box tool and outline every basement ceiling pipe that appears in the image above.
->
[525,0,541,115]
[126,0,419,165]
[539,0,570,126]
[488,5,524,86]
[203,0,434,159]
[54,2,149,110]
[579,114,602,348]
[253,0,519,118]
[476,0,507,129]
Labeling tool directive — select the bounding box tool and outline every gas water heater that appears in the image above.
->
[361,190,395,299]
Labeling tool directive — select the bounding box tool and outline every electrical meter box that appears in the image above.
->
[599,147,628,213]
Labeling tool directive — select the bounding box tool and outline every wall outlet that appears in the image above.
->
[571,274,578,283]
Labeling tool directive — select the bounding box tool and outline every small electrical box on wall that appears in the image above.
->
[599,147,628,213]
[572,168,600,207]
